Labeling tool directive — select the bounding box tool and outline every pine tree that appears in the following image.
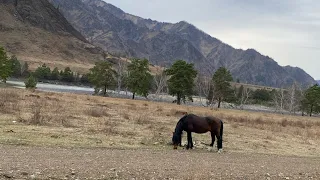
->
[208,67,233,108]
[0,47,12,83]
[126,58,152,99]
[165,60,197,105]
[88,61,117,96]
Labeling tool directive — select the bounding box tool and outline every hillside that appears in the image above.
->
[49,0,316,87]
[0,0,105,73]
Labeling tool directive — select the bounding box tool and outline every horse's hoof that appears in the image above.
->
[218,149,223,154]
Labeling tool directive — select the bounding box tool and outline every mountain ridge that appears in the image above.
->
[0,0,105,73]
[49,0,316,87]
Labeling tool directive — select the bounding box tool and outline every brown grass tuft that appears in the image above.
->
[86,107,110,117]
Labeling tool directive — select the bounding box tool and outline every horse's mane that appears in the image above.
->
[173,114,188,140]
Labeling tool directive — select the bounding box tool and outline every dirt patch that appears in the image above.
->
[0,145,319,179]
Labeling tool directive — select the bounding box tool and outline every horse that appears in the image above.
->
[172,113,224,153]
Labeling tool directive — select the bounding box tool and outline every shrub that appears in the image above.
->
[25,75,37,89]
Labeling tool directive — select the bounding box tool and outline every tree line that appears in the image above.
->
[1,47,319,116]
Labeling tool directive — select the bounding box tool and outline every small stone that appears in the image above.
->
[30,174,36,179]
[285,177,290,180]
[21,172,28,176]
[266,173,270,177]
[110,168,116,171]
[3,174,13,179]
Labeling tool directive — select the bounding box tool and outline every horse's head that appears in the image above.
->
[172,131,181,149]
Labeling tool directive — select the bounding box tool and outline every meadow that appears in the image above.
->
[1,87,320,157]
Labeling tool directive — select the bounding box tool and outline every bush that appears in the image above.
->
[25,75,37,89]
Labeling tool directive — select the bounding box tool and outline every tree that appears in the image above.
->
[237,85,251,109]
[153,70,167,97]
[301,84,320,116]
[61,67,74,82]
[195,74,212,106]
[88,61,117,96]
[51,67,60,80]
[21,61,30,77]
[9,55,21,77]
[116,59,127,93]
[165,60,197,105]
[25,74,37,89]
[208,67,233,108]
[286,82,303,114]
[34,63,51,80]
[0,47,12,83]
[127,58,152,99]
[253,89,272,102]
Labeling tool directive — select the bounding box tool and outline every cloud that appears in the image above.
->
[104,0,320,79]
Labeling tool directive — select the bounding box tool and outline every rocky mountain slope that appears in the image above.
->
[49,0,316,87]
[0,0,105,73]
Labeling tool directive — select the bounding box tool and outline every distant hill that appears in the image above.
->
[48,0,316,87]
[0,0,105,73]
[317,80,320,85]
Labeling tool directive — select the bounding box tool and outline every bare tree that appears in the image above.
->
[116,59,127,93]
[239,87,251,110]
[195,75,213,107]
[273,88,286,113]
[153,70,167,97]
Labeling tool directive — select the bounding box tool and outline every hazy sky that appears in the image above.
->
[105,0,320,80]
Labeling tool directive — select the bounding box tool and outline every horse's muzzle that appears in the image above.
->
[173,145,178,149]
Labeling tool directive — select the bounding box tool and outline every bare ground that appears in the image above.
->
[0,145,320,180]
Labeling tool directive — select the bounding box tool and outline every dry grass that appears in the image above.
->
[1,87,320,157]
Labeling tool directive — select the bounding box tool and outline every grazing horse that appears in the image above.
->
[172,113,224,152]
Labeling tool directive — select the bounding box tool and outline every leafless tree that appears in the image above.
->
[286,82,303,114]
[116,59,127,93]
[153,70,167,97]
[195,75,213,107]
[273,88,286,113]
[239,87,251,110]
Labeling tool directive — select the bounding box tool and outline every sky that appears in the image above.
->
[104,0,320,80]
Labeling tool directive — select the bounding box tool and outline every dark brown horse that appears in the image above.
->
[172,113,223,152]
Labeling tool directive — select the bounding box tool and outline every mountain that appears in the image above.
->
[48,0,316,87]
[317,80,320,85]
[0,0,105,73]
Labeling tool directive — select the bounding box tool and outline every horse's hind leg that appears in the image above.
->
[187,132,193,149]
[209,132,215,151]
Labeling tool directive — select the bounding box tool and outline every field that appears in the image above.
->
[1,87,320,179]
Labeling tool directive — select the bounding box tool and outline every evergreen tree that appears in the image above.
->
[126,58,152,99]
[165,60,197,105]
[301,84,320,116]
[88,61,117,96]
[61,67,74,82]
[9,55,21,77]
[34,64,51,80]
[208,67,233,108]
[0,47,12,83]
[51,67,60,80]
[25,74,37,89]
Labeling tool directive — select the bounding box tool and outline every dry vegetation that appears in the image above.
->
[1,87,320,157]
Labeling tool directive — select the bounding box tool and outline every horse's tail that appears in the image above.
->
[218,120,223,150]
[220,120,223,140]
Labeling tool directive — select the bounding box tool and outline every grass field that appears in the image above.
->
[1,87,320,157]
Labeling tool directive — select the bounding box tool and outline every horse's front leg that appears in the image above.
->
[187,132,193,149]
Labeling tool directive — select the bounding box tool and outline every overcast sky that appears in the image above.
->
[105,0,320,80]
